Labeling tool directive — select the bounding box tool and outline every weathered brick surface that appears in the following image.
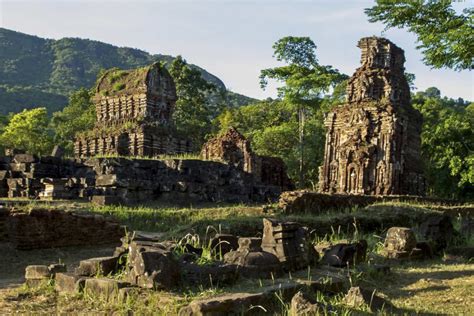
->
[0,152,283,204]
[6,209,125,250]
[55,273,89,294]
[83,278,130,301]
[75,63,191,157]
[201,127,294,191]
[75,256,120,276]
[278,190,459,214]
[319,37,425,196]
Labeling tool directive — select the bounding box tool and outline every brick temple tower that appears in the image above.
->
[318,37,425,195]
[74,62,191,157]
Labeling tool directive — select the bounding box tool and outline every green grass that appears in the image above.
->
[1,198,473,314]
[90,201,450,241]
[112,82,126,91]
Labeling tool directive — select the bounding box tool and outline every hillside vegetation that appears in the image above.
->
[0,28,255,115]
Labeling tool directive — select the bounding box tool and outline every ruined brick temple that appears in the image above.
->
[201,127,294,191]
[319,37,425,195]
[74,62,191,157]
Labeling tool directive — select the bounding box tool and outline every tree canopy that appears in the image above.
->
[259,36,347,186]
[169,56,219,148]
[0,108,54,155]
[365,0,474,71]
[413,88,473,199]
[51,88,95,154]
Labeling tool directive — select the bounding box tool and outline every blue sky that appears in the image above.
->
[1,0,472,100]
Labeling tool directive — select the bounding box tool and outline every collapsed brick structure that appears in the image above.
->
[319,37,425,195]
[74,62,191,157]
[201,127,294,191]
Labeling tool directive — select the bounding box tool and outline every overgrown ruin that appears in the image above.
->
[74,62,192,157]
[201,127,294,191]
[319,37,425,195]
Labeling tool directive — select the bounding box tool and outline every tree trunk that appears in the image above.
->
[298,105,305,188]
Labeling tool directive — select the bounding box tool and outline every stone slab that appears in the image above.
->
[75,256,119,276]
[83,278,130,301]
[55,272,89,294]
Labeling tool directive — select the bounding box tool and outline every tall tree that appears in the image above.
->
[51,88,95,154]
[169,56,218,149]
[0,107,54,155]
[366,1,473,70]
[259,36,347,186]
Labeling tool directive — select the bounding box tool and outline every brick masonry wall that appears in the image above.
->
[0,154,282,205]
[6,208,125,250]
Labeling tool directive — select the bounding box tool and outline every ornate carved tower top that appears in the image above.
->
[319,37,424,196]
[346,37,410,105]
[94,62,177,127]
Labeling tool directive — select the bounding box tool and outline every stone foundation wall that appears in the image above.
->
[6,208,125,250]
[87,158,281,205]
[0,154,283,205]
[0,154,94,199]
[279,191,461,214]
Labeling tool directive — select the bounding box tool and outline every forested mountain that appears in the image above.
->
[0,28,255,115]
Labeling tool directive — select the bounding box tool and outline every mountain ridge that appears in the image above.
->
[0,28,255,115]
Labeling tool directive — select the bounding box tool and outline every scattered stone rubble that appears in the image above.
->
[23,219,339,295]
[382,227,430,259]
[223,237,282,278]
[25,264,66,286]
[261,218,316,271]
[201,127,294,191]
[319,37,425,195]
[290,290,327,315]
[318,240,368,268]
[21,215,462,314]
[343,286,394,312]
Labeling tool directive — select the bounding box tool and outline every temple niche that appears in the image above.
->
[74,62,191,157]
[319,37,425,196]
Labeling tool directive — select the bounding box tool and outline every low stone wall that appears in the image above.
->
[6,208,125,250]
[88,158,281,205]
[278,191,463,214]
[0,153,283,205]
[0,154,94,199]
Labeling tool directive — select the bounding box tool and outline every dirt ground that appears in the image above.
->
[0,242,115,289]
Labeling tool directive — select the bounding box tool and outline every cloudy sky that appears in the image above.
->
[1,0,472,100]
